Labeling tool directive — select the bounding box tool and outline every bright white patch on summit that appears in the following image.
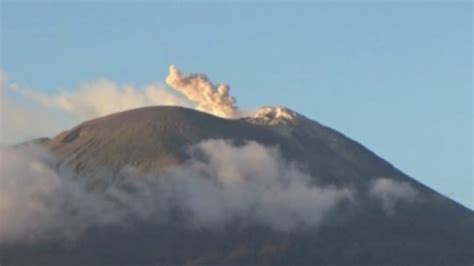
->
[251,106,299,126]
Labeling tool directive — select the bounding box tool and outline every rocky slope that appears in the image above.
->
[1,106,472,266]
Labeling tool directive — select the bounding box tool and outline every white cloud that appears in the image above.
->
[9,79,190,121]
[369,178,418,215]
[0,146,122,243]
[161,140,353,230]
[0,65,241,143]
[0,73,73,144]
[0,141,353,244]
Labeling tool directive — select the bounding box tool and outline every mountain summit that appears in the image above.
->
[248,106,301,126]
[1,106,473,266]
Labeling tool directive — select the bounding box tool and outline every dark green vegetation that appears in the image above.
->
[1,106,473,266]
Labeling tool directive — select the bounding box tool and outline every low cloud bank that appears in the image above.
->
[155,140,352,230]
[0,141,353,244]
[0,146,120,243]
[0,140,420,244]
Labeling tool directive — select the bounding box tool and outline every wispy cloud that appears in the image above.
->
[1,65,241,144]
[369,178,418,215]
[0,72,73,144]
[0,140,353,244]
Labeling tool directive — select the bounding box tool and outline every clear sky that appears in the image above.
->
[1,1,472,208]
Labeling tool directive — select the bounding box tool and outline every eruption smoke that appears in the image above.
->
[165,65,239,118]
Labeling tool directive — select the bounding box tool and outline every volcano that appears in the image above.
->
[1,106,472,266]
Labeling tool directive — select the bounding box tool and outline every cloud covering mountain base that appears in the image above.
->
[0,140,418,245]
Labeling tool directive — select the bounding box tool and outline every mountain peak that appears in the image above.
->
[248,106,301,126]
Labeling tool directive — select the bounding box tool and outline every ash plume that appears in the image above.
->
[165,65,239,118]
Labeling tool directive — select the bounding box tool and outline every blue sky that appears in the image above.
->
[1,2,472,208]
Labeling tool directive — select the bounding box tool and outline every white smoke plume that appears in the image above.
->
[0,73,73,144]
[165,65,239,118]
[0,140,352,244]
[369,178,418,215]
[9,79,189,121]
[1,66,241,143]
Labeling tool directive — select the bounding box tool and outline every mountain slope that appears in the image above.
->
[1,106,472,266]
[48,106,407,188]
